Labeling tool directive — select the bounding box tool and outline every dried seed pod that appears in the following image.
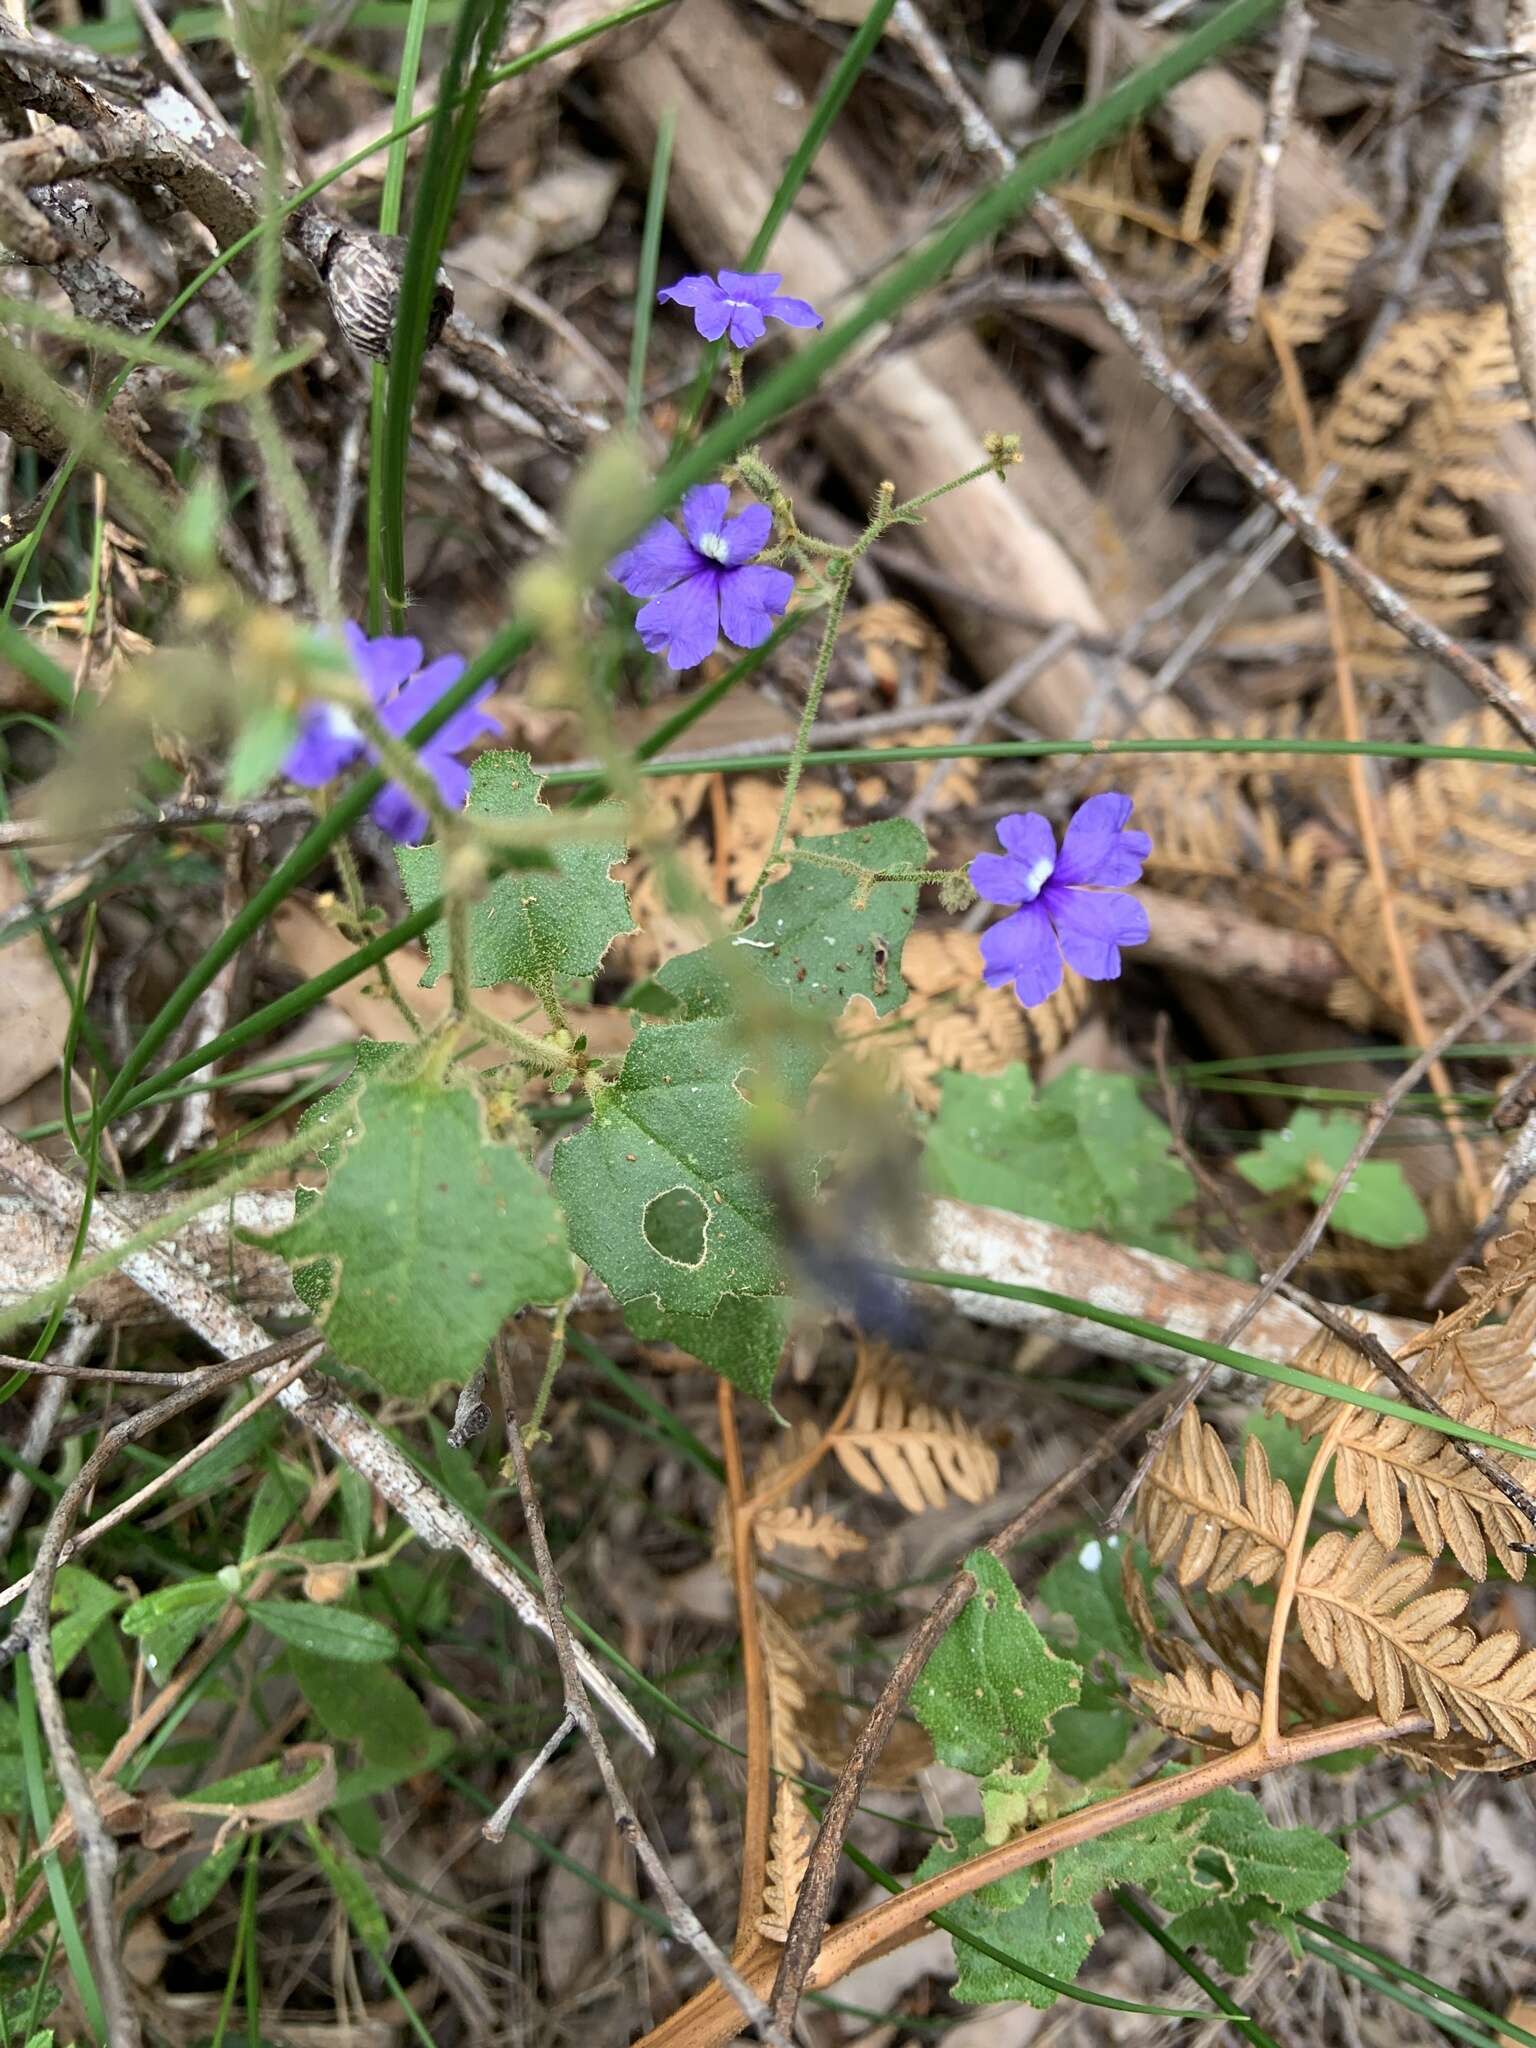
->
[304,218,454,361]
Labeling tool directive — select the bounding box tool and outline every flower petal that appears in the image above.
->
[343,622,422,705]
[656,274,718,308]
[371,780,430,845]
[726,302,767,349]
[765,293,822,330]
[1046,884,1150,982]
[284,703,364,787]
[979,902,1062,1007]
[609,515,700,598]
[718,563,793,648]
[682,484,731,550]
[996,811,1057,870]
[970,811,1057,904]
[719,501,773,564]
[718,270,778,301]
[377,654,467,741]
[636,568,722,670]
[1052,791,1151,887]
[421,749,472,813]
[691,296,734,342]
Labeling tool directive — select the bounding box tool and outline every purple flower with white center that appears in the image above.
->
[970,793,1151,1007]
[281,622,501,845]
[657,270,822,349]
[609,483,794,671]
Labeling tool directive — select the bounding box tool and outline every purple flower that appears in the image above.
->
[970,794,1151,1007]
[657,270,822,349]
[282,622,501,844]
[609,484,794,670]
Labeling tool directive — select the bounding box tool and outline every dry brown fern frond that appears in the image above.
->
[1296,1529,1536,1747]
[1263,1331,1532,1581]
[1404,1229,1536,1370]
[838,928,1087,1110]
[1263,202,1380,351]
[1131,1659,1261,1747]
[1423,1285,1536,1432]
[829,1349,1000,1513]
[759,1597,832,1775]
[754,1504,867,1559]
[1137,1408,1294,1592]
[757,1783,812,1944]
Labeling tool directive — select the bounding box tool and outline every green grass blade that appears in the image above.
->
[627,107,677,430]
[13,1662,106,2043]
[1297,1916,1536,2047]
[1116,1889,1284,2048]
[377,0,515,626]
[888,1264,1536,1460]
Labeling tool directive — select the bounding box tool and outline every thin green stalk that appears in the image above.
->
[209,1834,260,2048]
[886,1264,1536,1459]
[627,108,676,429]
[737,570,851,923]
[378,0,514,626]
[1116,1890,1283,2048]
[521,1300,570,1444]
[1301,1940,1506,2047]
[1296,1916,1536,2048]
[543,731,1536,783]
[369,0,436,628]
[13,1662,105,2043]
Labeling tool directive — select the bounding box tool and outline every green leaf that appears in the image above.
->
[120,1578,228,1637]
[659,818,926,1022]
[246,1600,397,1663]
[337,1465,374,1560]
[288,1650,431,1770]
[550,1018,789,1315]
[1164,1898,1277,1975]
[917,1818,1101,2008]
[1049,1804,1210,1907]
[1234,1109,1427,1247]
[912,1550,1080,1775]
[925,1066,1196,1259]
[1155,1788,1348,1917]
[166,1835,246,1923]
[333,1727,455,1810]
[49,1567,125,1676]
[241,1459,311,1562]
[1038,1534,1148,1676]
[304,1821,389,1958]
[266,1073,573,1395]
[1047,1690,1133,1783]
[621,1291,787,1403]
[193,1751,332,1809]
[979,1757,1050,1845]
[396,750,631,990]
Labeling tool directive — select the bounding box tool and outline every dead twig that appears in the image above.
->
[498,1357,791,2047]
[0,1323,96,1560]
[889,0,1536,750]
[1225,0,1311,340]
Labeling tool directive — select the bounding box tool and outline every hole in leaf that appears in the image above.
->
[643,1187,709,1266]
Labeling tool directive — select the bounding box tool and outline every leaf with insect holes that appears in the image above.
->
[396,750,632,991]
[1234,1108,1427,1248]
[925,1065,1197,1260]
[622,1290,788,1404]
[284,1039,404,1316]
[551,1018,797,1317]
[916,1817,1101,2008]
[659,817,927,1022]
[266,1074,572,1396]
[912,1550,1080,1775]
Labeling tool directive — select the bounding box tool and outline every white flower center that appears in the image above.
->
[322,704,363,744]
[725,297,756,313]
[1017,855,1054,901]
[697,530,731,564]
